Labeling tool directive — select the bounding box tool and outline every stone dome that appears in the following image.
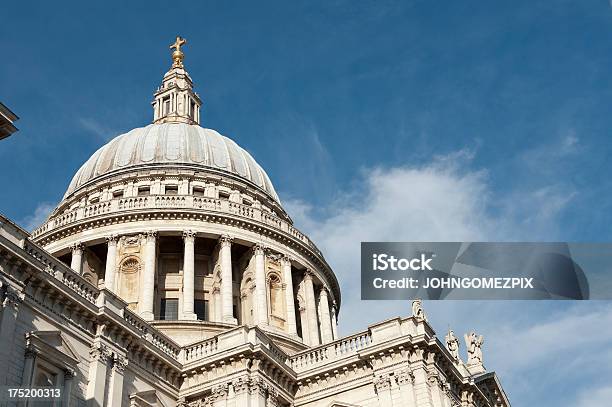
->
[64,123,279,202]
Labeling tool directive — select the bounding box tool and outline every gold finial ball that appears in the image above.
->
[172,50,184,62]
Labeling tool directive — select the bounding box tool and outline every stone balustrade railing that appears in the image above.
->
[289,318,425,373]
[23,242,99,305]
[20,237,183,360]
[290,330,373,372]
[183,336,219,362]
[181,325,290,368]
[122,309,182,359]
[32,195,322,256]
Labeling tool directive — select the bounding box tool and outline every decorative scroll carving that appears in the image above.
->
[90,343,113,364]
[183,230,196,241]
[144,230,157,241]
[373,374,392,393]
[218,234,233,248]
[112,354,129,374]
[70,242,84,253]
[252,243,266,256]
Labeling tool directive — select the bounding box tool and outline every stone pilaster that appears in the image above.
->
[0,281,23,386]
[298,299,310,345]
[248,376,268,407]
[182,231,197,320]
[396,367,417,406]
[104,235,118,292]
[108,354,128,407]
[219,235,236,324]
[86,342,112,407]
[280,255,297,336]
[303,270,320,346]
[374,374,394,406]
[411,348,435,407]
[20,347,37,387]
[63,369,75,407]
[213,286,222,322]
[253,244,268,326]
[140,231,157,321]
[318,287,333,343]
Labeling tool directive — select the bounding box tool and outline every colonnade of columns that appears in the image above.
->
[69,231,339,345]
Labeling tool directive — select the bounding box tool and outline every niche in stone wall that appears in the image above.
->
[119,256,141,310]
[240,271,255,325]
[268,272,286,329]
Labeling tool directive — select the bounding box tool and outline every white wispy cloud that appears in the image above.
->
[19,202,56,232]
[283,148,582,405]
[285,149,573,333]
[78,117,117,141]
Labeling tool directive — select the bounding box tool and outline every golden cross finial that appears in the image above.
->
[170,36,187,68]
[170,36,187,52]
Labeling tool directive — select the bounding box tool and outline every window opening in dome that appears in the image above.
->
[112,190,124,199]
[137,186,150,196]
[160,298,178,320]
[165,185,178,195]
[194,299,208,321]
[193,187,205,197]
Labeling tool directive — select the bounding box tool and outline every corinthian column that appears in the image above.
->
[183,231,197,320]
[70,243,84,274]
[281,256,297,336]
[219,235,236,324]
[253,244,268,326]
[319,287,333,343]
[303,270,320,346]
[140,231,157,321]
[104,235,118,292]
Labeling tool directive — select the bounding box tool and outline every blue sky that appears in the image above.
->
[2,1,612,405]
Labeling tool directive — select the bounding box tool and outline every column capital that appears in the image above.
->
[71,242,84,252]
[24,346,39,360]
[183,230,196,241]
[145,230,157,241]
[112,354,129,374]
[253,243,266,256]
[303,269,315,280]
[64,368,76,380]
[280,254,294,265]
[90,343,113,364]
[2,285,24,310]
[320,286,330,297]
[219,234,233,247]
[105,235,119,245]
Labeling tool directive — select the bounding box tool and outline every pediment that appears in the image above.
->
[25,331,80,366]
[129,390,168,407]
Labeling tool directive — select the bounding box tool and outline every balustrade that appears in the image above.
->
[33,194,322,253]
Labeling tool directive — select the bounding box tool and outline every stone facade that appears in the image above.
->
[0,39,511,406]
